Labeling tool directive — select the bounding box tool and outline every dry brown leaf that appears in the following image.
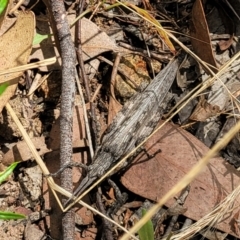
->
[31,16,117,71]
[108,187,116,201]
[211,0,236,51]
[80,228,97,240]
[2,137,50,166]
[189,95,220,121]
[0,11,35,112]
[121,122,240,237]
[80,17,117,60]
[190,0,218,73]
[75,207,94,226]
[232,211,240,237]
[218,35,234,51]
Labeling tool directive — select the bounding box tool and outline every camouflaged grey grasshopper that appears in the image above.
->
[65,58,179,207]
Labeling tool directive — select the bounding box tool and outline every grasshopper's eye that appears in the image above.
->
[97,166,105,177]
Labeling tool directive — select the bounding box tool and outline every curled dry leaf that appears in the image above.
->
[190,0,218,73]
[0,11,35,113]
[121,122,240,237]
[189,95,220,121]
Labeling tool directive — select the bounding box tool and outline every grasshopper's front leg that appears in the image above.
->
[64,151,113,207]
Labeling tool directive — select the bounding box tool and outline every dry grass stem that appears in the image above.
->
[9,0,25,14]
[27,72,51,97]
[5,102,62,208]
[0,57,56,79]
[171,183,240,239]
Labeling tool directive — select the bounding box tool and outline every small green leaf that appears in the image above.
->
[0,211,25,220]
[33,33,51,45]
[0,82,8,95]
[0,162,19,184]
[0,0,8,16]
[138,209,154,240]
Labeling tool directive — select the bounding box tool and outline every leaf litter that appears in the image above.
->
[1,1,240,240]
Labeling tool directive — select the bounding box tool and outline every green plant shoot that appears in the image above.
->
[0,162,19,185]
[138,208,154,240]
[0,0,8,16]
[0,83,8,95]
[0,162,26,220]
[0,211,25,220]
[33,33,50,45]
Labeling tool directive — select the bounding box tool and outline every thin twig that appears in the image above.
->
[75,70,94,158]
[76,1,90,102]
[90,84,102,102]
[96,187,114,240]
[118,42,172,63]
[47,1,76,239]
[110,53,121,102]
[76,0,99,150]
